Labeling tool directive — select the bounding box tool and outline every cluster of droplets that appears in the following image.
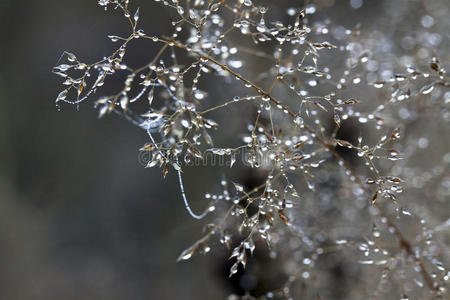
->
[54,0,450,299]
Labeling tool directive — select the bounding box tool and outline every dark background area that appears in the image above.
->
[0,0,448,299]
[0,1,227,299]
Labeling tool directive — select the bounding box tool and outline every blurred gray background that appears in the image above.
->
[0,0,448,299]
[0,1,228,299]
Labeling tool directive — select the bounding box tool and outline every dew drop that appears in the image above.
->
[294,116,304,125]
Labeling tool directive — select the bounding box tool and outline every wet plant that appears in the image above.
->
[54,0,449,298]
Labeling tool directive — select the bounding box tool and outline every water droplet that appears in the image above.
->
[294,116,304,125]
[420,84,434,95]
[228,60,243,68]
[373,81,385,88]
[286,8,296,16]
[133,8,140,22]
[108,35,120,42]
[372,224,380,237]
